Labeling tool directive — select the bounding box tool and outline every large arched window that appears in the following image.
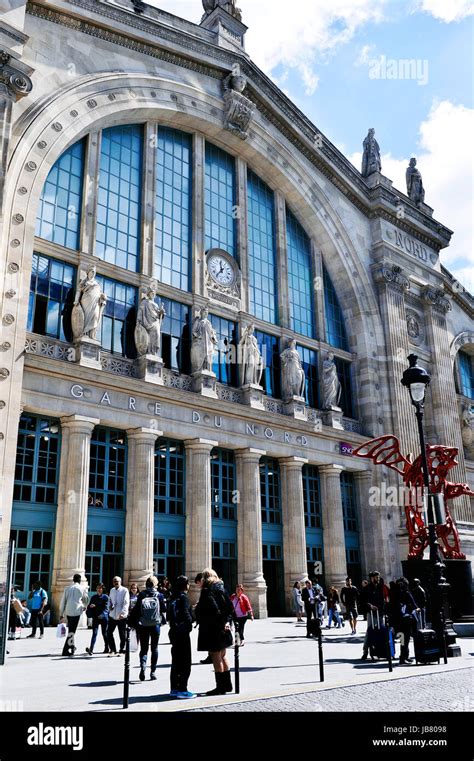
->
[286,208,315,338]
[205,143,236,255]
[36,138,85,250]
[247,170,277,324]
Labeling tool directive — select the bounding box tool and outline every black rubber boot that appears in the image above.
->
[206,672,226,696]
[222,670,233,693]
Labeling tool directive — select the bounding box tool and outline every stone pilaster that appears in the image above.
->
[51,415,99,617]
[422,288,473,523]
[80,130,101,256]
[184,438,217,603]
[312,241,326,342]
[319,464,347,590]
[274,190,290,328]
[124,428,161,587]
[372,263,419,458]
[192,133,206,296]
[236,157,249,312]
[142,122,157,278]
[280,457,308,613]
[235,448,268,618]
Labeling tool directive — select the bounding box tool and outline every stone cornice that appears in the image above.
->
[25,0,452,251]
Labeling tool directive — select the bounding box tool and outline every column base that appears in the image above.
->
[322,406,344,430]
[241,384,265,410]
[135,355,164,385]
[124,570,155,588]
[192,370,218,398]
[73,337,102,370]
[284,396,307,421]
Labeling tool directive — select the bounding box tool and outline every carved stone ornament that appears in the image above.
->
[10,239,20,248]
[25,161,37,172]
[202,0,242,21]
[3,314,15,325]
[13,213,24,224]
[0,51,33,101]
[0,401,5,408]
[87,99,97,109]
[0,368,10,379]
[5,290,16,299]
[375,264,410,292]
[70,110,79,117]
[223,72,255,140]
[0,342,11,351]
[406,311,421,340]
[17,187,28,196]
[8,262,19,273]
[52,122,63,132]
[461,405,474,458]
[37,141,47,149]
[423,286,451,314]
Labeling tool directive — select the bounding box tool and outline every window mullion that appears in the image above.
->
[312,240,326,343]
[274,190,290,328]
[142,122,157,278]
[236,157,249,312]
[192,132,205,296]
[81,130,101,257]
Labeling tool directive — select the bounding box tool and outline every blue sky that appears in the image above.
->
[152,1,474,289]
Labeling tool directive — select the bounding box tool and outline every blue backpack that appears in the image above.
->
[139,592,160,627]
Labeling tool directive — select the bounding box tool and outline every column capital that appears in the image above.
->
[279,456,308,469]
[318,463,345,476]
[184,438,218,452]
[372,263,410,293]
[235,447,267,462]
[126,427,162,442]
[422,285,451,314]
[0,51,33,101]
[60,415,100,433]
[352,469,372,481]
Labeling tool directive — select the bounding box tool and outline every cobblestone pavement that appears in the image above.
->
[187,668,474,712]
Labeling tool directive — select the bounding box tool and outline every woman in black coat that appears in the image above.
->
[195,568,234,696]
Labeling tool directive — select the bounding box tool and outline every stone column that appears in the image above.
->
[124,427,161,588]
[319,465,347,591]
[192,133,206,296]
[51,415,99,617]
[280,457,308,613]
[236,157,249,313]
[274,190,290,328]
[353,469,396,581]
[423,288,473,523]
[372,263,419,457]
[235,448,268,618]
[185,438,217,603]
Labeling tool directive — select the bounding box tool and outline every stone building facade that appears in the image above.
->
[0,0,472,618]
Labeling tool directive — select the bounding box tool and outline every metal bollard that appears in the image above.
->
[386,620,393,673]
[123,626,130,709]
[316,621,324,682]
[234,629,241,694]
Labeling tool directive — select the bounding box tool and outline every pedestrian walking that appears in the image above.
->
[168,575,196,699]
[26,581,48,639]
[340,577,359,634]
[326,587,343,629]
[129,576,161,681]
[292,581,304,622]
[301,579,317,637]
[195,568,234,696]
[230,584,253,643]
[361,571,386,661]
[59,574,89,656]
[128,582,140,613]
[107,576,129,655]
[85,583,109,655]
[410,578,427,616]
[394,577,419,664]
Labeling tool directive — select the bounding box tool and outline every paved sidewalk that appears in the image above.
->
[1,618,472,712]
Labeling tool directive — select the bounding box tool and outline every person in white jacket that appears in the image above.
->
[107,576,130,655]
[59,573,89,656]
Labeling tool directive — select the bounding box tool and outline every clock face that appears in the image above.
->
[208,255,235,287]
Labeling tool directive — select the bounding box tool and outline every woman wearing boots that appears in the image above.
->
[195,568,234,696]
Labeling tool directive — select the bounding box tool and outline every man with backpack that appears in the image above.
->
[129,576,161,681]
[168,575,197,699]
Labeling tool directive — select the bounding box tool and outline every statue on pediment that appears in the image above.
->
[72,266,107,342]
[322,352,342,410]
[191,306,218,374]
[202,0,242,21]
[281,339,306,400]
[362,128,382,177]
[135,285,166,358]
[406,157,425,207]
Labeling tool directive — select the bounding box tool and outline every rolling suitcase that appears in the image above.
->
[413,611,440,664]
[367,611,395,659]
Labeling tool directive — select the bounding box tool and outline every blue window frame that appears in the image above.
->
[211,448,237,521]
[335,358,355,418]
[88,428,127,511]
[86,533,123,591]
[205,142,236,256]
[153,537,185,579]
[154,439,185,516]
[96,275,137,357]
[306,545,323,563]
[303,465,322,529]
[323,265,349,350]
[159,297,191,374]
[155,127,192,291]
[96,125,142,272]
[14,415,60,504]
[28,254,76,342]
[286,208,315,338]
[248,170,277,324]
[341,472,358,534]
[36,138,85,250]
[210,314,238,386]
[212,541,236,560]
[260,457,281,525]
[458,351,474,399]
[298,345,319,408]
[9,528,53,596]
[255,331,281,398]
[262,543,282,561]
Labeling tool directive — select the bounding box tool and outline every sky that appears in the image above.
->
[150,0,474,292]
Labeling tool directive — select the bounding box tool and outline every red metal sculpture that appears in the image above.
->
[353,435,473,560]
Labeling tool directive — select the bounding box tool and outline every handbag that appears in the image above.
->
[56,622,68,639]
[220,627,234,649]
[335,603,341,613]
[129,628,139,653]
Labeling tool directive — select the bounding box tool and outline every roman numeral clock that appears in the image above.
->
[205,248,242,309]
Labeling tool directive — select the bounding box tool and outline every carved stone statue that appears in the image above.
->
[134,286,166,358]
[71,266,107,342]
[280,339,305,400]
[322,352,342,409]
[191,306,218,374]
[361,128,382,177]
[406,157,425,207]
[202,0,242,20]
[223,70,255,140]
[461,405,474,457]
[239,323,264,386]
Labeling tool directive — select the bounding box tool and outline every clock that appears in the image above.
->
[207,251,237,287]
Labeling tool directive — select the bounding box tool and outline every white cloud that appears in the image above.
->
[419,0,474,23]
[349,101,474,291]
